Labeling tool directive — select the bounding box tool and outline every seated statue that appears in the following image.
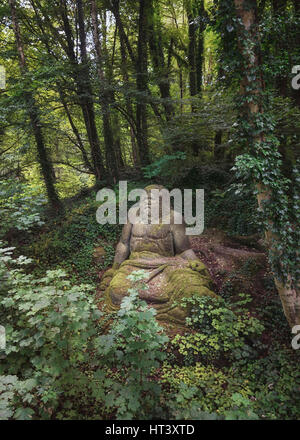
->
[99,185,217,324]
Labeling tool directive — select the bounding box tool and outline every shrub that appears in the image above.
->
[171,295,264,365]
[94,270,169,419]
[0,179,46,238]
[0,244,102,419]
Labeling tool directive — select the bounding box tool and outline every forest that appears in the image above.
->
[0,0,299,421]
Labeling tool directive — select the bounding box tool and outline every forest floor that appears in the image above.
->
[191,229,269,312]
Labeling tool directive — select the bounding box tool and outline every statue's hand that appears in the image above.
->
[188,259,209,276]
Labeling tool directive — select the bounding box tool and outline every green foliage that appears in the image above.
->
[0,179,46,238]
[0,376,36,420]
[0,244,102,419]
[171,295,264,365]
[223,393,259,420]
[161,362,238,416]
[161,361,262,419]
[142,152,186,180]
[161,341,300,420]
[94,270,169,419]
[206,183,260,235]
[23,193,120,283]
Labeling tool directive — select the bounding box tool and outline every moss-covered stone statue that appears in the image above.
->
[99,185,217,324]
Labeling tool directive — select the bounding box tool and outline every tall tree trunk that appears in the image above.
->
[272,0,288,97]
[187,2,197,101]
[90,0,118,182]
[9,0,62,212]
[119,26,140,168]
[186,1,206,94]
[110,0,136,64]
[101,10,124,172]
[76,0,106,183]
[136,0,150,166]
[234,0,300,328]
[186,0,206,156]
[148,0,174,122]
[196,0,205,93]
[31,0,104,178]
[214,130,223,160]
[59,0,105,183]
[58,89,93,173]
[110,0,163,126]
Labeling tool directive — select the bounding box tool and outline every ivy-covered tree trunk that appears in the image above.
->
[9,0,62,212]
[234,0,300,327]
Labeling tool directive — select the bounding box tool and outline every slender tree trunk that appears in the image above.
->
[214,130,223,160]
[110,0,163,125]
[101,11,124,171]
[186,0,206,156]
[58,89,93,173]
[90,0,118,181]
[59,0,105,183]
[136,0,150,166]
[234,0,300,328]
[110,0,136,64]
[9,0,62,212]
[148,0,174,122]
[76,0,106,183]
[31,0,103,178]
[187,3,197,101]
[119,28,140,168]
[179,67,184,115]
[196,1,205,93]
[186,0,206,94]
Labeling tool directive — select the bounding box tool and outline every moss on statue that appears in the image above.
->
[103,251,217,325]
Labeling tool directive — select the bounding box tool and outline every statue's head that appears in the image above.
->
[139,185,168,221]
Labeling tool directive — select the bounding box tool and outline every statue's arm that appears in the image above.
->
[172,220,198,261]
[113,222,132,268]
